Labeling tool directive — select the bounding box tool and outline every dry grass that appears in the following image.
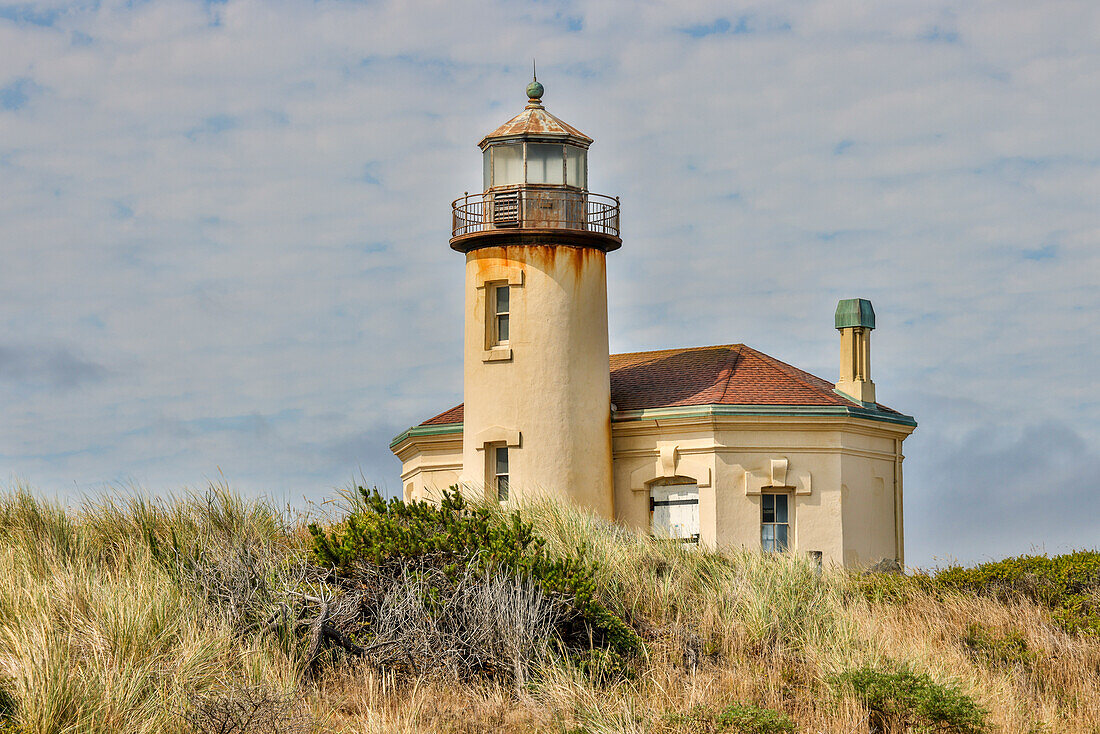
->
[849,591,1100,732]
[0,486,1097,733]
[0,485,304,734]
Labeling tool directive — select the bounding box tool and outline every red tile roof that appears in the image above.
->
[419,343,899,426]
[419,403,466,426]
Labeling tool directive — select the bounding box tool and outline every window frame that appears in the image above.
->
[493,445,509,502]
[565,145,586,189]
[488,143,524,189]
[492,283,510,346]
[476,270,521,363]
[761,492,791,553]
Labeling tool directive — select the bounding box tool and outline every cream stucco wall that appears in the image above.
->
[609,412,913,567]
[394,411,913,568]
[393,429,462,503]
[459,245,614,515]
[838,435,906,567]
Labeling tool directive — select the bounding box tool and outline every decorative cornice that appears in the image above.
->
[389,403,916,453]
[610,404,917,428]
[389,423,463,451]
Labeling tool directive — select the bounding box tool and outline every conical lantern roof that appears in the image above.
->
[478,80,592,150]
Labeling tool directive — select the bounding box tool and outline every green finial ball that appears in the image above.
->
[526,80,544,100]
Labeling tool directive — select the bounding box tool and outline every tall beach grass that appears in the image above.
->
[0,484,1097,733]
[0,485,304,734]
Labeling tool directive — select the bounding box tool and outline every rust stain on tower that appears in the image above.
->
[449,77,620,257]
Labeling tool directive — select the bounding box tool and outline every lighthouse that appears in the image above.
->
[450,77,620,514]
[394,78,917,569]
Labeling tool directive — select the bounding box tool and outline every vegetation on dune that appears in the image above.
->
[859,550,1100,636]
[660,702,796,734]
[830,664,989,733]
[0,484,1097,733]
[307,488,642,678]
[961,623,1037,670]
[0,685,15,729]
[934,551,1100,635]
[0,487,306,734]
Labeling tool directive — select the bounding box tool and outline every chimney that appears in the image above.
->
[834,298,876,405]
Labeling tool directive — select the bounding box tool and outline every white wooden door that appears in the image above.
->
[651,484,699,542]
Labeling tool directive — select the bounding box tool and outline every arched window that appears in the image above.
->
[650,477,699,543]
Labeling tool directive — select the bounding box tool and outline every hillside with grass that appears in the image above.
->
[0,485,1097,733]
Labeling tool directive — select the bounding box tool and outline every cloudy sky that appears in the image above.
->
[1,0,1097,566]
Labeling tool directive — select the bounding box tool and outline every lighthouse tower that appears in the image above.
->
[451,78,620,515]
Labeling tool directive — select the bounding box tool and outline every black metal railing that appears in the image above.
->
[451,188,620,239]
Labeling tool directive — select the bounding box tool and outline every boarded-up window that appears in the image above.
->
[650,480,699,543]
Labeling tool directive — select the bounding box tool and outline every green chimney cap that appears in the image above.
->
[835,298,875,330]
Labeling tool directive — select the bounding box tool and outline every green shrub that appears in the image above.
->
[0,682,15,724]
[716,703,795,733]
[570,647,635,683]
[856,569,934,605]
[961,623,1036,669]
[931,551,1100,635]
[832,664,988,733]
[308,488,643,666]
[661,703,794,734]
[857,551,1100,636]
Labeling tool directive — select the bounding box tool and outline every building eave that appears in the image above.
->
[477,131,592,150]
[611,403,917,429]
[390,402,916,455]
[389,422,464,452]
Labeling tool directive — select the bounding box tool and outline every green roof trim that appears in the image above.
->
[611,403,916,428]
[389,422,463,450]
[835,298,875,330]
[390,403,917,451]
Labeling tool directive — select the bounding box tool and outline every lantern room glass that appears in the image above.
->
[565,145,586,188]
[484,142,588,190]
[526,143,565,185]
[490,144,524,188]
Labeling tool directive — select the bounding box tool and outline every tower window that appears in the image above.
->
[761,493,790,552]
[493,285,510,344]
[494,446,509,502]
